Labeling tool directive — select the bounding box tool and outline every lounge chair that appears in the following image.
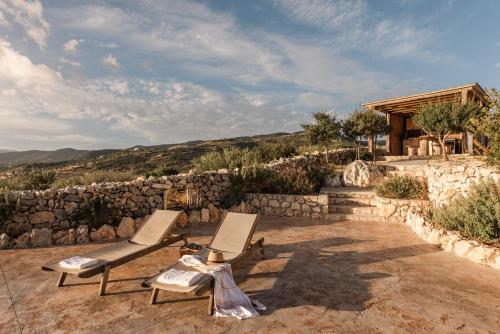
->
[143,212,265,315]
[42,209,188,296]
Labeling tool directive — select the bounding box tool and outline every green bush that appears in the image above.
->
[359,151,374,161]
[239,163,326,195]
[73,196,119,229]
[428,179,500,244]
[192,150,229,171]
[0,187,15,225]
[145,165,178,178]
[23,169,56,190]
[193,142,298,172]
[375,176,428,200]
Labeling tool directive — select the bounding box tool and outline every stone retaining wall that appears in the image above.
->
[376,196,430,223]
[0,172,232,249]
[405,208,500,271]
[245,193,328,219]
[384,156,499,206]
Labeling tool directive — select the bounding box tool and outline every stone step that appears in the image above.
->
[328,197,376,206]
[328,192,375,199]
[325,213,386,223]
[329,205,380,215]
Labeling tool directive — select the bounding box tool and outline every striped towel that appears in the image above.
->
[179,255,265,319]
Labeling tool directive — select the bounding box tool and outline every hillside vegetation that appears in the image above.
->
[0,132,308,185]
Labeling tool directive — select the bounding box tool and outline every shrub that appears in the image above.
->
[359,151,374,161]
[0,187,15,225]
[239,163,326,195]
[193,142,299,172]
[220,174,245,209]
[375,176,428,200]
[193,150,229,171]
[23,169,56,190]
[428,179,500,244]
[145,165,178,178]
[73,196,119,229]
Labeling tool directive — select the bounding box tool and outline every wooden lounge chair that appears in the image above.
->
[143,212,265,315]
[42,209,188,296]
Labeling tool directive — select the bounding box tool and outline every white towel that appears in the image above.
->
[157,268,204,286]
[59,256,101,270]
[179,255,263,319]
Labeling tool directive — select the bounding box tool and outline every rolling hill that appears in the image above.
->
[0,132,307,176]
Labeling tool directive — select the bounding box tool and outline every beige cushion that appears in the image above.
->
[131,210,181,245]
[209,213,258,254]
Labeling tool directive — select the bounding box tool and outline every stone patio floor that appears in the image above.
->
[1,216,499,334]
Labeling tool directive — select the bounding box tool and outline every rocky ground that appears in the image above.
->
[1,216,499,333]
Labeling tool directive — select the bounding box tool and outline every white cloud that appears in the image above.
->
[0,0,50,48]
[102,54,119,70]
[59,56,80,67]
[273,0,366,29]
[0,38,303,149]
[273,0,438,60]
[63,38,79,52]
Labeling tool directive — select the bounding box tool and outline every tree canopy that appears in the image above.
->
[301,111,343,162]
[413,101,482,160]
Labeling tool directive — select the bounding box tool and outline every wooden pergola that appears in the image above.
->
[362,83,489,156]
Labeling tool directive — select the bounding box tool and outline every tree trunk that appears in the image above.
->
[373,136,377,161]
[325,147,329,164]
[356,143,360,160]
[368,135,375,153]
[438,136,448,161]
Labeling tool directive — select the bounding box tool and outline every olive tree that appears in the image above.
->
[413,101,482,161]
[470,89,500,165]
[343,108,389,160]
[301,111,343,163]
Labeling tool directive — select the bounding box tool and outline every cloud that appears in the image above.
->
[496,62,500,69]
[59,56,80,67]
[273,0,366,29]
[102,54,119,70]
[0,38,303,149]
[63,38,79,52]
[0,0,50,48]
[273,0,438,60]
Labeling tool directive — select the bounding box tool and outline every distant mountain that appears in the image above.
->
[0,148,121,167]
[0,132,306,173]
[0,149,16,154]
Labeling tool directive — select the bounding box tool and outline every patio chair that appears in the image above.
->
[143,212,265,315]
[42,209,188,296]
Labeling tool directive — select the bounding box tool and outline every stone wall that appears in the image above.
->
[0,172,231,249]
[245,193,328,219]
[405,208,500,271]
[384,156,499,206]
[376,196,430,223]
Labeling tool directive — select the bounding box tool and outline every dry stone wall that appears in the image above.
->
[384,156,499,207]
[0,172,231,249]
[376,196,430,223]
[405,208,500,271]
[245,193,328,219]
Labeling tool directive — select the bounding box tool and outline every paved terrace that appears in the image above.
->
[1,217,499,334]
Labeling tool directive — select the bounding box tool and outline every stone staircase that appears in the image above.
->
[320,186,385,222]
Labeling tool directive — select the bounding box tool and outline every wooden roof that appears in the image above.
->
[363,83,488,115]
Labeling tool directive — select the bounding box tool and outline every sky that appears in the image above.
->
[0,0,499,151]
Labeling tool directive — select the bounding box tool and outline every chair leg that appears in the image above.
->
[259,240,265,260]
[207,279,215,316]
[182,233,189,246]
[99,265,111,296]
[150,288,159,305]
[57,272,67,287]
